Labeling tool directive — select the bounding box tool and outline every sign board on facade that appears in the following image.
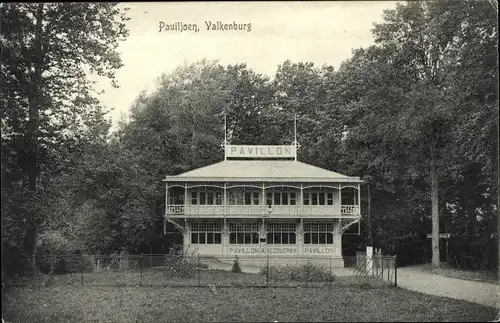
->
[426,233,451,239]
[227,246,298,255]
[303,247,336,255]
[225,145,296,159]
[225,246,336,256]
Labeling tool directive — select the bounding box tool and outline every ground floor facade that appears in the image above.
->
[179,218,346,267]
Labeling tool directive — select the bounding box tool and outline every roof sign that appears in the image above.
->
[225,145,296,159]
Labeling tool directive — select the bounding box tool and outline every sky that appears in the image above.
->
[94,1,400,130]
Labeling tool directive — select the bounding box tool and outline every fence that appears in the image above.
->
[352,251,397,286]
[3,253,397,288]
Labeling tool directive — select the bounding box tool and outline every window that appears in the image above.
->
[252,192,259,205]
[327,193,333,205]
[245,192,252,205]
[303,191,335,206]
[191,221,222,245]
[266,193,273,206]
[318,193,325,205]
[228,191,259,205]
[228,192,236,205]
[199,192,206,205]
[304,222,334,244]
[243,191,260,205]
[303,193,310,205]
[191,192,198,205]
[227,191,254,205]
[267,190,298,205]
[207,192,214,205]
[267,222,296,244]
[341,188,357,205]
[229,222,260,244]
[190,190,223,205]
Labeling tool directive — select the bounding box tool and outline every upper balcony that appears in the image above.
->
[166,204,360,218]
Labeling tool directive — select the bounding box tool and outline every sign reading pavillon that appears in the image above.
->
[226,246,336,256]
[226,145,296,159]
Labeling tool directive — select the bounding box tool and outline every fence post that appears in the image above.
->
[266,253,269,286]
[197,253,200,287]
[381,256,384,279]
[394,256,397,287]
[80,254,84,286]
[329,256,332,289]
[139,253,143,287]
[387,260,390,283]
[306,260,310,286]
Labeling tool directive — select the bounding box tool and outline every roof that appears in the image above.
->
[163,160,363,183]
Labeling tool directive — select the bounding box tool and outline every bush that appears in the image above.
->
[260,262,335,282]
[163,253,197,278]
[35,231,93,274]
[231,256,242,273]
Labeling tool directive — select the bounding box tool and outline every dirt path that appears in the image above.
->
[397,265,500,309]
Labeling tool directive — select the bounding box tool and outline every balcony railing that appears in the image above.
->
[166,205,360,217]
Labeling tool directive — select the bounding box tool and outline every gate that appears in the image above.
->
[352,251,397,286]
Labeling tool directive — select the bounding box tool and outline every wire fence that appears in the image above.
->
[2,252,397,288]
[353,252,397,286]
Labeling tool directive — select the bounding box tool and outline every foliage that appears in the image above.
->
[335,0,498,270]
[231,256,242,273]
[163,253,197,278]
[261,262,335,282]
[1,1,497,277]
[1,2,130,272]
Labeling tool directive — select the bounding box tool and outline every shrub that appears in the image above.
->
[34,230,95,274]
[163,253,197,278]
[260,262,335,282]
[231,256,242,273]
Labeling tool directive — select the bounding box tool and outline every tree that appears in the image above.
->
[336,0,498,270]
[273,61,344,168]
[1,3,129,271]
[369,0,494,269]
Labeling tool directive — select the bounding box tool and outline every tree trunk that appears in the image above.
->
[430,145,440,269]
[497,122,500,279]
[26,3,45,273]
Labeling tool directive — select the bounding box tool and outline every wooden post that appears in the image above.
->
[139,253,143,287]
[80,254,84,286]
[266,253,269,286]
[197,253,200,287]
[394,258,398,287]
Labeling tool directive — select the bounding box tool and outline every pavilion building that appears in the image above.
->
[163,139,362,267]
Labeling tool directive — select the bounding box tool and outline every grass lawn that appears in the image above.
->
[419,263,498,285]
[2,271,497,323]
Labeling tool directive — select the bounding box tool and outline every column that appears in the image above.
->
[222,217,227,255]
[298,217,304,256]
[300,184,303,206]
[183,218,190,253]
[184,183,188,209]
[339,186,342,215]
[165,183,169,215]
[223,183,227,216]
[262,183,266,213]
[357,184,361,215]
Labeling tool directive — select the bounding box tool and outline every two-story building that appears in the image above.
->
[163,141,362,267]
